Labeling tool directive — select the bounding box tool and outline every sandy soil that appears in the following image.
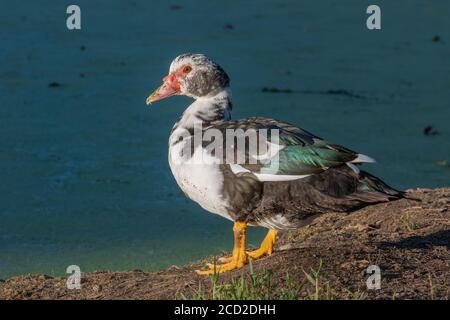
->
[1,188,449,300]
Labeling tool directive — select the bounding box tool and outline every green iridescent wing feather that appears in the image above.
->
[211,117,359,176]
[260,144,357,175]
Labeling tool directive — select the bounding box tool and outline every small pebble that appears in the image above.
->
[436,160,450,168]
[224,23,234,30]
[423,125,440,136]
[432,35,440,42]
[48,82,61,88]
[92,284,102,292]
[261,87,293,93]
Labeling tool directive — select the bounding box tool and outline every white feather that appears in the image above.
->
[352,153,376,163]
[230,164,309,181]
[254,173,310,182]
[257,214,294,229]
[252,142,284,161]
[346,162,360,174]
[229,164,250,174]
[169,143,233,221]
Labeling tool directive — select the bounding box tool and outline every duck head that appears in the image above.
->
[146,53,230,105]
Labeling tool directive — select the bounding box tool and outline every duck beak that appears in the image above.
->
[146,73,181,105]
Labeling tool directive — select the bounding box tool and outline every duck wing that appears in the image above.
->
[208,117,373,181]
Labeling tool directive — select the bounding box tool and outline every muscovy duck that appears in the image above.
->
[146,53,402,275]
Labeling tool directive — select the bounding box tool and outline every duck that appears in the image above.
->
[146,53,403,275]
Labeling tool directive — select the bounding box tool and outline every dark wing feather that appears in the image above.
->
[206,117,360,176]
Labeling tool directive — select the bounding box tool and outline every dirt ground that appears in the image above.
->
[1,188,449,300]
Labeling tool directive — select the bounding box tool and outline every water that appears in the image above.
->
[0,0,449,279]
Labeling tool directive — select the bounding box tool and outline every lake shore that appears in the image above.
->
[1,188,449,300]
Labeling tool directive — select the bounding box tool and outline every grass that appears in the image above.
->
[428,273,436,300]
[302,260,334,300]
[400,213,418,232]
[177,260,366,300]
[178,260,280,300]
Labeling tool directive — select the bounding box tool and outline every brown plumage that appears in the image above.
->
[222,164,403,229]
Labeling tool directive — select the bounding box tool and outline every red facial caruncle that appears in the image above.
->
[146,64,192,105]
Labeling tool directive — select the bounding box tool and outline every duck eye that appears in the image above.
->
[183,65,192,74]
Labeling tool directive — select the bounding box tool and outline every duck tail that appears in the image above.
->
[356,170,405,201]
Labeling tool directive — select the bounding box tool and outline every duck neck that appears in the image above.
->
[174,89,232,132]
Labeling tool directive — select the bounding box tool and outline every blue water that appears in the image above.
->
[0,0,449,279]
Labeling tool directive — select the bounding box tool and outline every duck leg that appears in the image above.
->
[196,221,248,275]
[247,229,277,259]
